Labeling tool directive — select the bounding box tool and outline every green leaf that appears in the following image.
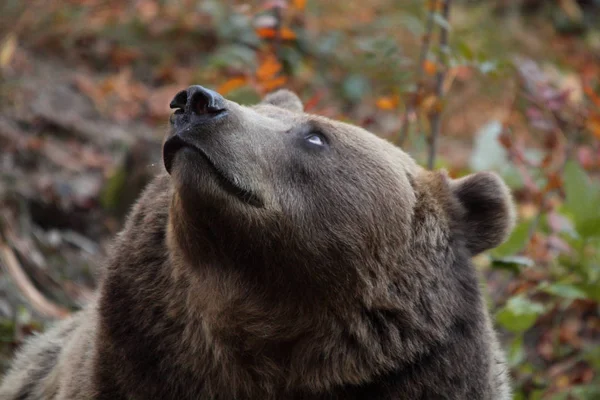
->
[0,319,15,343]
[491,256,534,274]
[100,167,127,211]
[567,384,600,399]
[507,336,525,367]
[529,390,545,400]
[582,345,600,371]
[539,282,588,300]
[456,40,474,61]
[563,161,600,238]
[492,221,532,258]
[496,295,545,333]
[577,282,600,302]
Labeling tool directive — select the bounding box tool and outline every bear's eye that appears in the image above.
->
[305,133,327,147]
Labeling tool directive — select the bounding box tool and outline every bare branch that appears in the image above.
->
[273,4,283,59]
[398,0,438,147]
[427,0,451,170]
[0,240,70,319]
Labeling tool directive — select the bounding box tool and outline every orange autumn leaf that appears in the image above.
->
[544,172,563,192]
[376,95,399,110]
[587,113,600,139]
[584,85,600,108]
[256,27,297,40]
[426,0,439,12]
[261,76,287,91]
[292,0,306,10]
[304,90,325,112]
[423,60,437,76]
[256,56,282,82]
[217,77,248,95]
[256,27,276,39]
[279,28,297,41]
[498,131,513,149]
[540,153,553,168]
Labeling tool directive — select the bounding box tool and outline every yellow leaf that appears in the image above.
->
[555,375,571,389]
[0,34,17,68]
[420,95,439,113]
[376,96,399,110]
[256,55,282,82]
[217,77,248,95]
[519,203,538,220]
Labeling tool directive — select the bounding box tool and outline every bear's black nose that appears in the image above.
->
[170,85,226,116]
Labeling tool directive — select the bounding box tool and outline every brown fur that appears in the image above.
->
[0,88,514,399]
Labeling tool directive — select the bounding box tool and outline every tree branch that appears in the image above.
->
[398,0,438,147]
[427,0,451,170]
[0,240,70,319]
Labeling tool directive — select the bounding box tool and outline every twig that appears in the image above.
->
[427,0,451,170]
[0,117,29,148]
[273,4,283,59]
[398,0,438,147]
[61,230,99,255]
[0,240,70,319]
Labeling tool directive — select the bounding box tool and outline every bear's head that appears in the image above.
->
[161,86,515,390]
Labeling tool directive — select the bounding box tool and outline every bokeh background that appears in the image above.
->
[0,1,599,398]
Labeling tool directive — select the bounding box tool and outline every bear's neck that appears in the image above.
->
[95,176,493,399]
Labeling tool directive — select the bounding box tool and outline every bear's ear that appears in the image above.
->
[450,172,516,255]
[262,89,304,113]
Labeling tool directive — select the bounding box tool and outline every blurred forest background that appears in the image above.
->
[0,0,599,398]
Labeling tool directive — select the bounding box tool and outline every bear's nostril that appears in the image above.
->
[169,85,227,118]
[186,85,226,116]
[169,90,188,111]
[189,91,213,115]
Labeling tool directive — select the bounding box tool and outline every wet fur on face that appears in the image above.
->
[0,89,514,400]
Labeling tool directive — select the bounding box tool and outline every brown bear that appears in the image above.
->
[0,87,514,399]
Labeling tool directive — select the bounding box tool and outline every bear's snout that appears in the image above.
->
[170,85,227,117]
[164,85,230,174]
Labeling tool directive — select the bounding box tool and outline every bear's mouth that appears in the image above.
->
[163,136,263,207]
